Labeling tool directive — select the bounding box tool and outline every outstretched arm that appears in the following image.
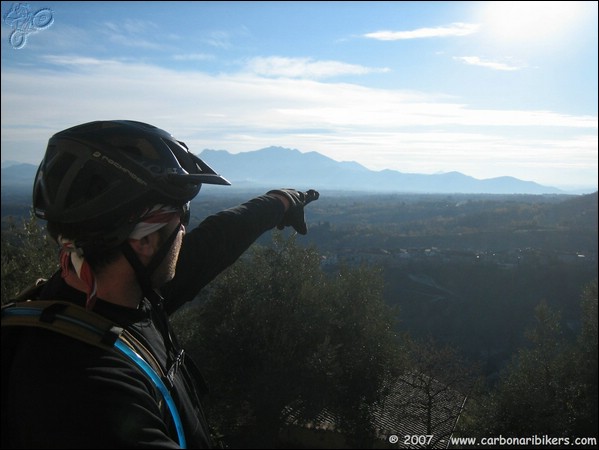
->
[161,190,318,313]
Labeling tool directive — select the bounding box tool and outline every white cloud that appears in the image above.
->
[41,55,111,66]
[103,19,158,35]
[1,56,596,188]
[364,22,480,40]
[201,30,233,49]
[172,53,214,61]
[244,56,390,79]
[454,56,523,71]
[102,19,168,51]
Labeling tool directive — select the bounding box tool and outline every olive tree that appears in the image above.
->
[173,234,403,448]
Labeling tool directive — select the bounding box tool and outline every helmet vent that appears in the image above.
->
[45,151,76,203]
[163,138,193,174]
[65,166,110,209]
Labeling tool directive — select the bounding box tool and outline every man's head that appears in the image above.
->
[34,120,229,255]
[33,120,230,307]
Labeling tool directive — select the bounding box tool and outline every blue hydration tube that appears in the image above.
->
[3,306,187,448]
[115,341,186,448]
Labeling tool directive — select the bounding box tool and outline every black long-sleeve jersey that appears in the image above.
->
[3,195,285,448]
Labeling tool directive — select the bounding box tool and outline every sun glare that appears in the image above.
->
[476,1,589,46]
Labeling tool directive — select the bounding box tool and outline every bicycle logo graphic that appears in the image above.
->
[3,3,54,49]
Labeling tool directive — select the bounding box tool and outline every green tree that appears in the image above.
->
[570,279,598,438]
[458,280,598,443]
[173,234,403,448]
[492,300,573,436]
[1,213,59,304]
[394,337,478,448]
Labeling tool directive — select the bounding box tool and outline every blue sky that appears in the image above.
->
[1,1,597,191]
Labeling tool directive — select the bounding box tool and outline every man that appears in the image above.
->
[2,120,318,448]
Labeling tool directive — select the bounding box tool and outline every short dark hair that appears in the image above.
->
[46,219,177,274]
[46,221,122,274]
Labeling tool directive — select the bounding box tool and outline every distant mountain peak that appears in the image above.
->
[196,147,563,194]
[261,145,300,152]
[1,160,28,169]
[2,147,566,194]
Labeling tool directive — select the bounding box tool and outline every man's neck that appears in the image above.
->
[63,256,143,309]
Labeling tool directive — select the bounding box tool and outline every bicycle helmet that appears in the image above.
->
[33,120,230,252]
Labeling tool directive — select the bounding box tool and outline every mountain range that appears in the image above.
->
[197,147,565,194]
[0,146,568,194]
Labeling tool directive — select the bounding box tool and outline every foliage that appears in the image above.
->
[1,213,59,304]
[3,195,597,446]
[573,279,598,437]
[172,233,404,448]
[457,279,598,442]
[396,336,479,447]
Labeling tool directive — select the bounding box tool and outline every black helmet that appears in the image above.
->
[33,120,230,250]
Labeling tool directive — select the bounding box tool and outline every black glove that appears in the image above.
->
[267,189,319,235]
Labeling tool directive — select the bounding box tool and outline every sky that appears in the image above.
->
[1,1,597,192]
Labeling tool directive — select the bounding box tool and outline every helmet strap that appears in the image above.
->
[120,225,184,367]
[119,224,181,309]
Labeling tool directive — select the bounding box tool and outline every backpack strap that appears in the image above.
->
[11,278,48,302]
[1,300,187,448]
